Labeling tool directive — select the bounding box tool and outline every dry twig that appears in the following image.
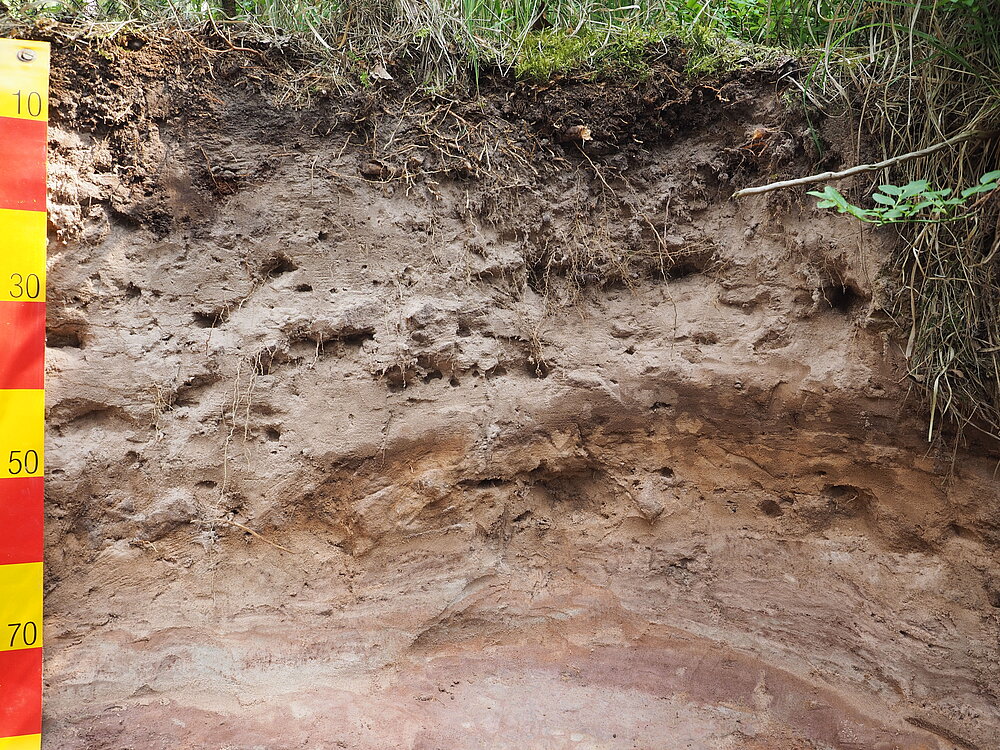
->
[732,130,989,198]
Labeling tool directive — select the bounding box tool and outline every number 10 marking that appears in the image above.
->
[13,90,41,118]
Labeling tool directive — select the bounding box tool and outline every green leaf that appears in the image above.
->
[961,184,992,198]
[813,186,850,211]
[979,169,1000,184]
[871,193,894,205]
[901,179,930,198]
[878,184,903,196]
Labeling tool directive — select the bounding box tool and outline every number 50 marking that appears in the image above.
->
[8,450,39,475]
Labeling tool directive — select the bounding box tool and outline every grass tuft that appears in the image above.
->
[809,0,1000,439]
[0,0,820,81]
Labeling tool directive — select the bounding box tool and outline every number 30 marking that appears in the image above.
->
[10,273,40,299]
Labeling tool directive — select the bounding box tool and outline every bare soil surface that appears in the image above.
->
[34,27,1000,750]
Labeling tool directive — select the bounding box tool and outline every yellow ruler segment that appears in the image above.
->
[0,209,46,303]
[0,40,49,121]
[0,563,42,653]
[0,390,44,478]
[0,736,41,750]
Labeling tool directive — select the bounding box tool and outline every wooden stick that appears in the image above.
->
[732,130,988,199]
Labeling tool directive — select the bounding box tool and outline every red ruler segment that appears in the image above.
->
[0,479,43,566]
[0,118,47,211]
[0,649,42,740]
[0,303,45,390]
[0,37,48,750]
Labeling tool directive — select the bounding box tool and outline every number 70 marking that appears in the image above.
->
[8,621,38,648]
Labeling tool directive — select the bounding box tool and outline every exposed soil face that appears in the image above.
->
[35,29,1000,750]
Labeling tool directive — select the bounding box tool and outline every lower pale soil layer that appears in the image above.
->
[37,34,1000,750]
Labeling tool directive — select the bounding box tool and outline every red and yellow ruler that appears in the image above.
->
[0,38,48,750]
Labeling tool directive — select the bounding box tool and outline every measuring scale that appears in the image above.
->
[0,37,48,750]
